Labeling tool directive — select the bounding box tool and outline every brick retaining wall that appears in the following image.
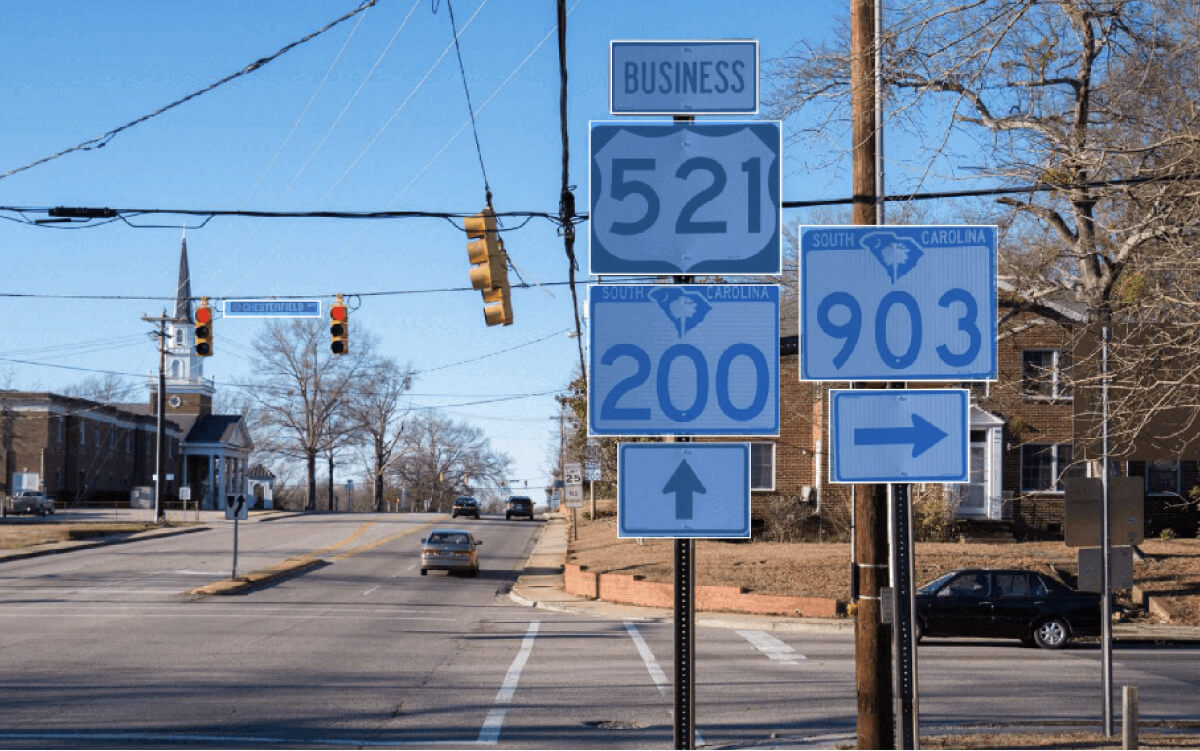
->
[566,563,843,618]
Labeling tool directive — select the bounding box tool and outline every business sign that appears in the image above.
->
[800,226,997,381]
[829,389,969,483]
[589,284,779,436]
[618,443,750,538]
[590,122,781,275]
[610,40,758,115]
[223,299,323,318]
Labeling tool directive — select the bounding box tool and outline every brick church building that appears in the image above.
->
[0,238,262,511]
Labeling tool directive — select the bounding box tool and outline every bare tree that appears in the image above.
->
[247,319,365,510]
[62,373,138,404]
[388,411,511,513]
[343,355,415,512]
[770,0,1200,457]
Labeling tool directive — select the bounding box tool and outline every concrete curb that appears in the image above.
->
[187,556,327,596]
[0,525,208,564]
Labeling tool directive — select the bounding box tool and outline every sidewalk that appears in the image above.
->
[510,514,1200,642]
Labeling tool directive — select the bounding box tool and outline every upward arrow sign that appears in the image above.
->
[662,460,706,520]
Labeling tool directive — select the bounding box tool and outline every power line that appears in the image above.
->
[11,171,1198,230]
[0,278,626,303]
[0,1,379,183]
[442,0,492,206]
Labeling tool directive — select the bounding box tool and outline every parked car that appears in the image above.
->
[419,528,481,576]
[915,568,1101,649]
[11,491,55,516]
[505,496,535,520]
[451,496,480,519]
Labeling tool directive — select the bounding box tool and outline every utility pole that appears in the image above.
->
[851,0,894,747]
[142,311,169,525]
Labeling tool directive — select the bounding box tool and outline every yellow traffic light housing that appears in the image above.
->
[194,298,213,357]
[465,208,513,326]
[330,294,349,355]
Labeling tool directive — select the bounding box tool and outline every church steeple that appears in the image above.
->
[154,233,214,416]
[173,233,193,323]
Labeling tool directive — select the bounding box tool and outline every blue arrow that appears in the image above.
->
[662,460,706,520]
[854,414,948,458]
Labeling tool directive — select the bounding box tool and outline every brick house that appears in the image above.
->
[759,302,1200,540]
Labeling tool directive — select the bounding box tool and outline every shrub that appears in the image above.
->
[911,486,961,542]
[1160,527,1176,542]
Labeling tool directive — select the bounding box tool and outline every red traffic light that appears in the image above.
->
[195,306,213,325]
[330,305,347,323]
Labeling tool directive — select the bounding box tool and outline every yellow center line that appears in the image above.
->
[312,522,375,555]
[327,522,437,562]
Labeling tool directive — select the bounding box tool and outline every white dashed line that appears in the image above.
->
[737,629,806,663]
[477,620,539,745]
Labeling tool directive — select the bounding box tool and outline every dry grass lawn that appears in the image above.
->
[568,502,1200,625]
[0,522,160,550]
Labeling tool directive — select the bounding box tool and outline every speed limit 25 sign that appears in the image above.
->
[589,122,781,275]
[588,284,779,436]
[800,225,997,381]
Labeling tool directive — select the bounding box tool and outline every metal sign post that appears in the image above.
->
[674,536,695,750]
[889,483,919,748]
[226,495,248,580]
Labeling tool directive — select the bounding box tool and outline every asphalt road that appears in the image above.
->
[0,514,1196,748]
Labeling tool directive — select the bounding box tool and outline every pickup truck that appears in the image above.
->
[11,491,55,516]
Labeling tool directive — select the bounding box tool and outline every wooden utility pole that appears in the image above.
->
[851,0,894,747]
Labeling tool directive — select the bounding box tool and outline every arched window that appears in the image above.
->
[174,329,185,347]
[171,360,182,379]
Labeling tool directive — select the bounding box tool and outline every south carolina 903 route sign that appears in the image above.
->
[800,225,997,381]
[589,284,779,436]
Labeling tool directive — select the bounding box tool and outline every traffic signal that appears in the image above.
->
[194,298,213,357]
[330,294,349,355]
[465,208,513,326]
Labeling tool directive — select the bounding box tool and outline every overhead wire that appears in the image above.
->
[443,0,491,205]
[0,0,379,183]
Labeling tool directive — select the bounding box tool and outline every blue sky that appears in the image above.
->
[0,0,851,495]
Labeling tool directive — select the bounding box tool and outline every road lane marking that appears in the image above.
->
[737,629,807,663]
[624,621,669,695]
[362,585,380,596]
[477,620,540,745]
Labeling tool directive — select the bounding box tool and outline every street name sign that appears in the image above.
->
[588,284,779,436]
[610,40,758,115]
[223,299,323,318]
[800,225,997,381]
[829,389,969,483]
[590,122,781,275]
[618,443,750,538]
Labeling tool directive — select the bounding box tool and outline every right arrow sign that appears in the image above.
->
[830,389,969,483]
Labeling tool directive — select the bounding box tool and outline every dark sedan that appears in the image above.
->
[915,568,1101,649]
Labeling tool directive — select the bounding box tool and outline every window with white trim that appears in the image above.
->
[1020,443,1081,492]
[750,442,775,491]
[1022,349,1072,399]
[1129,459,1186,496]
